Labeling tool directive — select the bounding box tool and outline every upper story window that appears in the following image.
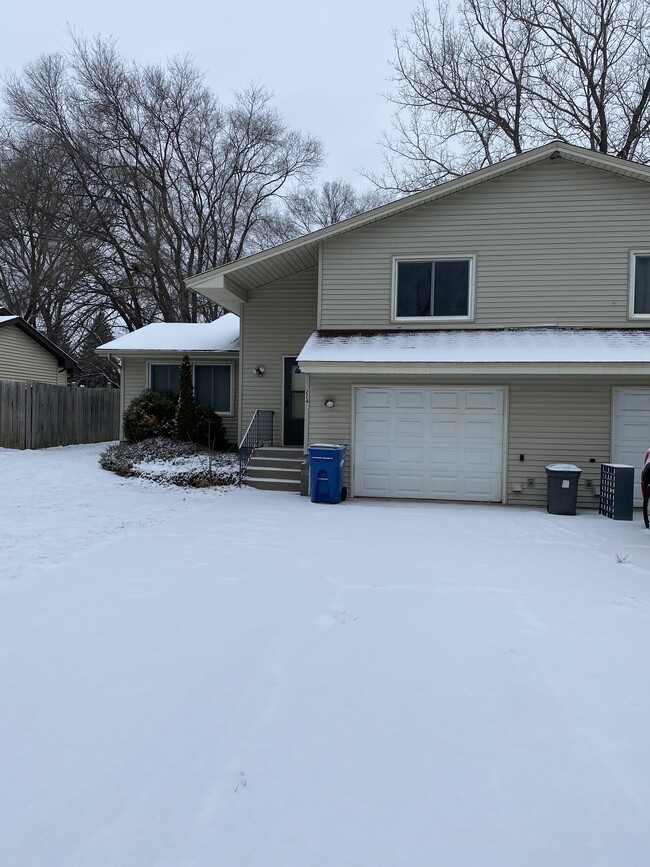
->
[150,364,180,396]
[631,253,650,317]
[394,257,474,320]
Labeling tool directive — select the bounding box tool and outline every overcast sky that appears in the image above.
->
[0,0,415,187]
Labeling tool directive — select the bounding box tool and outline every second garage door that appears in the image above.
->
[354,387,505,501]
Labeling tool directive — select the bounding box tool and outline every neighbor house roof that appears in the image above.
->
[185,142,650,311]
[96,312,240,356]
[297,328,650,374]
[0,312,80,375]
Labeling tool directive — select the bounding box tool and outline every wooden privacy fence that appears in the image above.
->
[0,381,120,449]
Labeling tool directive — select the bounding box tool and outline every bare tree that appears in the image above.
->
[0,131,103,350]
[4,36,324,330]
[377,0,650,192]
[283,180,391,235]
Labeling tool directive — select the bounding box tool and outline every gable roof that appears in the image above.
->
[185,142,650,310]
[96,312,240,356]
[0,312,80,375]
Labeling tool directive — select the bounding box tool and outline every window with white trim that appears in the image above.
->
[194,364,232,413]
[150,364,180,396]
[632,253,650,316]
[395,258,473,319]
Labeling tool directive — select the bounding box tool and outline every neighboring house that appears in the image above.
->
[96,313,240,444]
[183,141,650,508]
[0,310,79,385]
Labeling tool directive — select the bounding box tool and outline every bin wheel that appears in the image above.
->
[341,486,347,502]
[644,488,650,529]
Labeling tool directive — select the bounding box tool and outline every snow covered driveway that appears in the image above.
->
[2,443,650,866]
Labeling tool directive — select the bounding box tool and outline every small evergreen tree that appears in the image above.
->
[175,354,198,442]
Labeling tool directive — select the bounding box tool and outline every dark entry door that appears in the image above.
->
[284,358,305,446]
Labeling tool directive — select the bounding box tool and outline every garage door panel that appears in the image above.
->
[396,418,426,437]
[358,417,391,438]
[394,474,427,495]
[429,447,460,468]
[395,446,426,465]
[463,476,499,496]
[396,391,425,409]
[617,392,650,413]
[431,420,459,438]
[355,387,504,502]
[464,447,500,468]
[360,444,391,463]
[430,391,461,409]
[465,390,502,410]
[464,420,497,439]
[613,388,650,506]
[618,422,649,440]
[359,472,391,494]
[427,474,461,495]
[359,390,391,409]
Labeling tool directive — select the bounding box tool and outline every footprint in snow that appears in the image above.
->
[315,608,359,627]
[612,596,649,609]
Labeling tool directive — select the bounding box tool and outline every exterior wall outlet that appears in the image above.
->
[585,479,593,488]
[527,477,535,487]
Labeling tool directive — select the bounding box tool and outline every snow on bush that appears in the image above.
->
[100,437,238,487]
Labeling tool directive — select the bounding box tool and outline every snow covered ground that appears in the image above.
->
[2,443,650,866]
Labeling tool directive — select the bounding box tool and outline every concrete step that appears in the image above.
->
[244,475,301,493]
[254,447,304,461]
[245,465,302,480]
[247,455,304,468]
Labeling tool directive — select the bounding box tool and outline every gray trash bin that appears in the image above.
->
[545,464,582,515]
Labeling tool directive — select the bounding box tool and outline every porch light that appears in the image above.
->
[324,398,335,408]
[251,365,265,376]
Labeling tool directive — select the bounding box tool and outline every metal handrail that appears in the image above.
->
[238,409,274,486]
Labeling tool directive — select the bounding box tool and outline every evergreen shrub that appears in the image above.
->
[123,389,178,442]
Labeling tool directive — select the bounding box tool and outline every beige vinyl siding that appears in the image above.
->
[307,373,623,509]
[320,159,650,330]
[0,324,67,385]
[121,353,239,445]
[240,268,318,445]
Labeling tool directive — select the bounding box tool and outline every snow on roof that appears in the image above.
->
[98,313,239,353]
[0,315,18,324]
[297,328,650,364]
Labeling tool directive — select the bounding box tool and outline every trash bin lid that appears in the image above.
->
[545,463,582,472]
[308,443,346,450]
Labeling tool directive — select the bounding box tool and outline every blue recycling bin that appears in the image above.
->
[309,444,347,504]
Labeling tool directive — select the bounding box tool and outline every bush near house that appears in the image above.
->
[123,390,177,442]
[195,405,228,451]
[123,368,228,450]
[100,438,238,487]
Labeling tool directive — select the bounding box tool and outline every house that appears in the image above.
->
[0,310,79,385]
[181,141,650,508]
[96,313,240,444]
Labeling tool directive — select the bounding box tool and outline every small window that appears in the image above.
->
[395,258,472,319]
[150,364,180,395]
[632,254,650,316]
[195,365,232,413]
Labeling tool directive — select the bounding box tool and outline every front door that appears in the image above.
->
[284,358,305,446]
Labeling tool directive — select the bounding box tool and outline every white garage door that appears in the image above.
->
[354,387,505,501]
[612,388,650,506]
